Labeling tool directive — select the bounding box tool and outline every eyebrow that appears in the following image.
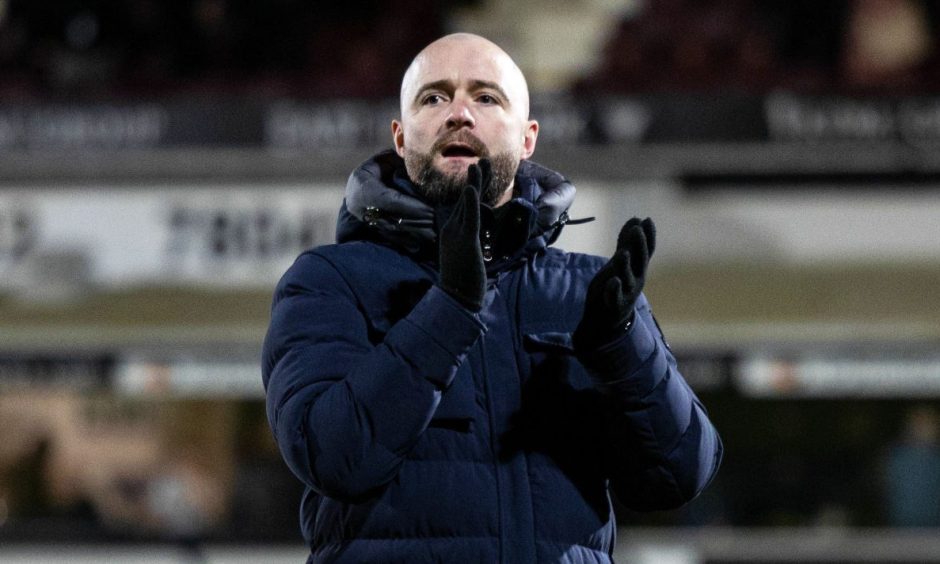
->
[412,79,511,106]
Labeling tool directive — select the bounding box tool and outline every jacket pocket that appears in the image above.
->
[523,331,575,355]
[523,331,595,391]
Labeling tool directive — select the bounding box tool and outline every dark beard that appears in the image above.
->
[404,135,518,207]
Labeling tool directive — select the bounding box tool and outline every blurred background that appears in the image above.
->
[2,0,940,562]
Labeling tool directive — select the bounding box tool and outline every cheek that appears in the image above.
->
[404,126,435,151]
[398,117,431,149]
[486,123,525,155]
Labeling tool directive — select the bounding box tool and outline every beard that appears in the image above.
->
[403,132,519,207]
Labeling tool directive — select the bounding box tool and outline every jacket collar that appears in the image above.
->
[336,149,577,268]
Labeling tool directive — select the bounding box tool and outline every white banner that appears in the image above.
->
[739,353,940,398]
[115,356,264,398]
[0,184,343,289]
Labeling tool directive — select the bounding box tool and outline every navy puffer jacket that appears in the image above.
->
[262,151,722,563]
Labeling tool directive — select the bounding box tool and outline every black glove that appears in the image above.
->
[574,217,656,349]
[438,159,491,312]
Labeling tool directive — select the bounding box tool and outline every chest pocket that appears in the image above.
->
[523,331,575,373]
[523,331,574,353]
[522,331,594,391]
[514,331,609,467]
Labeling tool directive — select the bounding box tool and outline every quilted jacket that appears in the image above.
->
[262,151,722,563]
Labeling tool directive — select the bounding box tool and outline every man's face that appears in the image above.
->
[392,35,539,206]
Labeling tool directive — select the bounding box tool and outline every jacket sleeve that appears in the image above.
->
[576,293,723,512]
[261,251,486,502]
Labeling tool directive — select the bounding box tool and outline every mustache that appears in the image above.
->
[431,131,488,156]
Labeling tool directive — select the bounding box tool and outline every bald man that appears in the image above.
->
[392,33,538,208]
[263,33,722,563]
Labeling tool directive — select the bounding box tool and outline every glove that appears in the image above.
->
[574,217,656,350]
[438,159,491,312]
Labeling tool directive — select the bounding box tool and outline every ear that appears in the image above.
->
[392,120,405,157]
[521,119,539,160]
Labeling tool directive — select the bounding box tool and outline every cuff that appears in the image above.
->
[385,285,487,389]
[577,309,657,378]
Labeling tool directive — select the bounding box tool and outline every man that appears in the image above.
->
[262,33,722,563]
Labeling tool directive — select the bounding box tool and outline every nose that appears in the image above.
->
[445,98,475,130]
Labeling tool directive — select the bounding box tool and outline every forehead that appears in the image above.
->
[401,38,528,108]
[413,41,507,82]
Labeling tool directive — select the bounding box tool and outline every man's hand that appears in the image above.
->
[438,159,491,312]
[574,217,656,349]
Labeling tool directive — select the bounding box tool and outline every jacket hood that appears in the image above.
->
[336,149,577,267]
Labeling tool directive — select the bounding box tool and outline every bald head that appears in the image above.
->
[399,33,531,121]
[391,33,539,207]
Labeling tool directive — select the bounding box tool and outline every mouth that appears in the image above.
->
[440,143,480,159]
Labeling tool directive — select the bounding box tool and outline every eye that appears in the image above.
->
[478,93,498,105]
[422,94,445,105]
